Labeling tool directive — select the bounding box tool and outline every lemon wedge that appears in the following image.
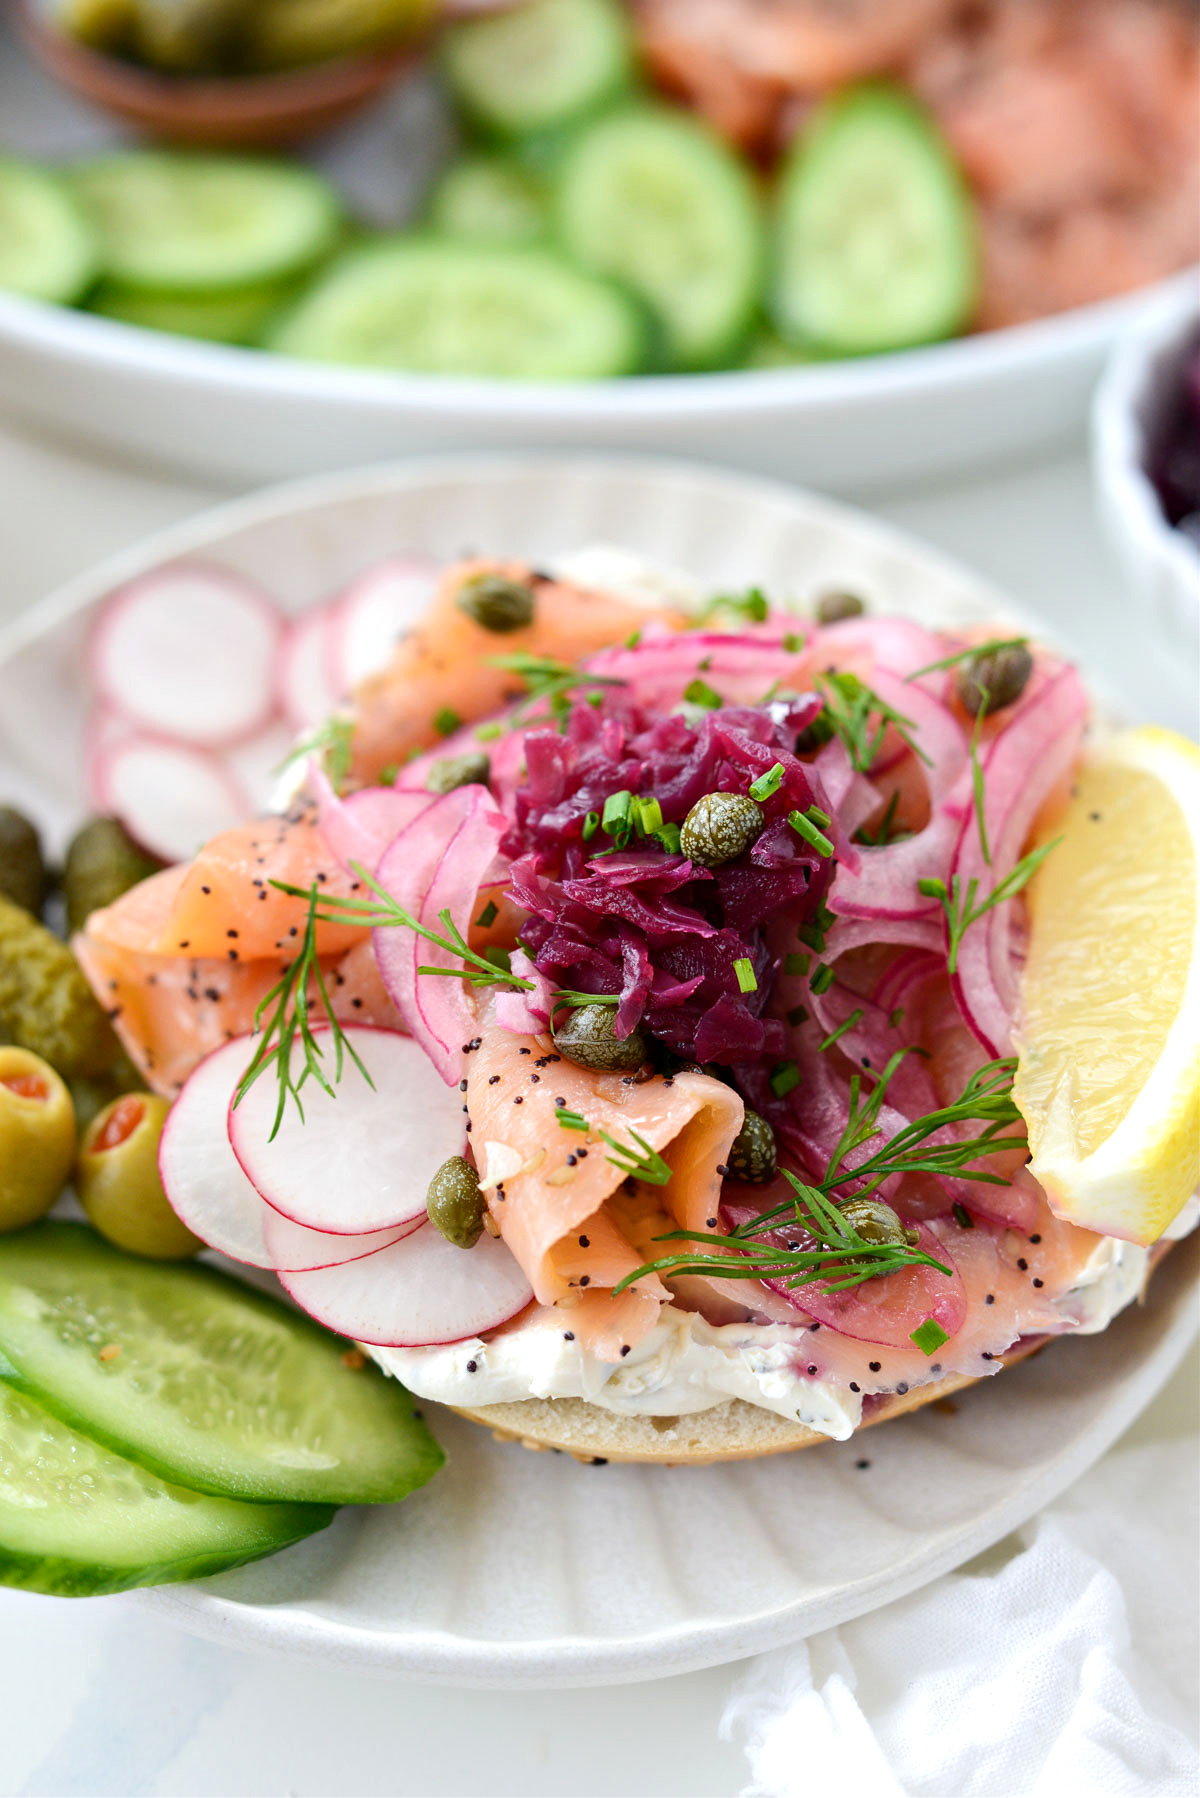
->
[1014,726,1200,1245]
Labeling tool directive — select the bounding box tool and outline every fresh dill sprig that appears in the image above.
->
[275,714,355,793]
[232,887,372,1139]
[919,838,1062,974]
[614,1173,951,1297]
[813,671,932,774]
[968,708,991,867]
[696,585,771,626]
[855,788,905,847]
[599,1126,672,1187]
[905,636,1029,682]
[488,653,625,726]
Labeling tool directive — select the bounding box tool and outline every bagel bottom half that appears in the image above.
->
[451,1242,1177,1465]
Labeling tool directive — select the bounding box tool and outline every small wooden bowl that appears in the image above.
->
[15,2,424,148]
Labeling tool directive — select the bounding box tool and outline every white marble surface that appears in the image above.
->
[0,413,1195,1797]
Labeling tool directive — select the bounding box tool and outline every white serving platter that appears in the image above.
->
[0,18,1195,494]
[0,453,1194,1685]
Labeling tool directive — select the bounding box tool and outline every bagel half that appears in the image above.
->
[450,1242,1177,1465]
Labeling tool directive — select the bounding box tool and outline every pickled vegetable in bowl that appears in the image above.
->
[56,0,437,74]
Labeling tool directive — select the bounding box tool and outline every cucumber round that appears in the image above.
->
[427,156,547,248]
[67,153,343,295]
[269,237,648,379]
[556,107,765,372]
[442,0,633,140]
[772,83,979,357]
[0,1223,444,1506]
[0,1378,332,1597]
[0,157,98,306]
[89,276,299,346]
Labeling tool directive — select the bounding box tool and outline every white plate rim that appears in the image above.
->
[1,450,1191,1686]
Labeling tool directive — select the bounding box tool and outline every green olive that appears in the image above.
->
[815,590,866,626]
[838,1195,917,1248]
[955,643,1034,717]
[454,572,536,634]
[726,1110,777,1184]
[63,817,162,937]
[426,1155,485,1249]
[131,0,243,71]
[0,806,47,916]
[0,1048,76,1232]
[425,751,491,795]
[552,1003,647,1072]
[679,791,764,867]
[76,1094,201,1260]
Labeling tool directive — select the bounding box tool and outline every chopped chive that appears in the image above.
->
[635,795,664,837]
[784,951,811,977]
[556,1110,591,1132]
[909,1317,950,1356]
[782,632,805,654]
[786,1004,810,1027]
[586,690,605,708]
[733,957,758,994]
[377,762,400,787]
[683,677,723,710]
[819,1008,864,1052]
[749,761,785,802]
[433,706,462,737]
[770,1061,801,1099]
[601,790,633,833]
[788,808,835,857]
[654,821,682,854]
[482,945,511,973]
[797,922,826,953]
[624,629,642,650]
[474,900,498,930]
[888,1006,905,1029]
[582,810,601,841]
[807,805,831,829]
[810,963,835,995]
[697,655,713,672]
[475,720,503,742]
[952,1202,974,1230]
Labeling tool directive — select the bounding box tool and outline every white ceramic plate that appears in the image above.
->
[0,455,1194,1686]
[1,20,1195,494]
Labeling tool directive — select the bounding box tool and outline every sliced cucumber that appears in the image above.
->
[0,1223,443,1506]
[0,157,98,306]
[0,1378,332,1597]
[427,156,547,248]
[67,153,343,295]
[772,83,979,357]
[269,237,648,379]
[442,0,633,140]
[89,276,299,346]
[556,107,765,372]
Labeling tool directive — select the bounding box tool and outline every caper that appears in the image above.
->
[815,590,866,626]
[426,750,491,795]
[955,643,1034,717]
[0,806,47,916]
[679,791,764,867]
[727,1110,777,1185]
[838,1195,915,1248]
[426,1155,485,1249]
[0,1048,76,1232]
[455,572,536,634]
[76,1093,202,1259]
[552,1003,647,1072]
[63,817,162,936]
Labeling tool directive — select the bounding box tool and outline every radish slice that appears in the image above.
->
[228,1025,465,1235]
[280,1219,534,1348]
[373,787,509,1085]
[91,565,283,748]
[160,1037,418,1272]
[309,765,433,877]
[328,557,439,692]
[279,605,339,731]
[97,736,248,864]
[225,720,296,810]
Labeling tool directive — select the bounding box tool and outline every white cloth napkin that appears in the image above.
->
[720,1438,1199,1798]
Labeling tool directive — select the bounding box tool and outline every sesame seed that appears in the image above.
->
[513,1095,523,1104]
[869,1360,881,1371]
[579,1274,589,1286]
[985,1293,995,1305]
[578,1234,590,1248]
[1017,1257,1028,1270]
[1029,1233,1041,1243]
[807,1364,818,1375]
[1033,1277,1044,1288]
[459,1079,468,1093]
[563,1331,575,1341]
[849,1382,860,1392]
[896,1381,909,1393]
[466,1360,478,1373]
[620,1345,631,1357]
[488,1074,500,1085]
[855,1458,870,1470]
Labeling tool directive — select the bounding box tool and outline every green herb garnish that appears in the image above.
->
[734,957,758,994]
[770,1060,801,1098]
[788,807,836,857]
[919,838,1062,974]
[813,670,931,774]
[488,652,624,726]
[749,762,785,802]
[909,1317,950,1356]
[905,636,1028,682]
[819,1008,863,1052]
[275,715,355,794]
[600,1126,671,1187]
[683,677,723,710]
[698,585,770,626]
